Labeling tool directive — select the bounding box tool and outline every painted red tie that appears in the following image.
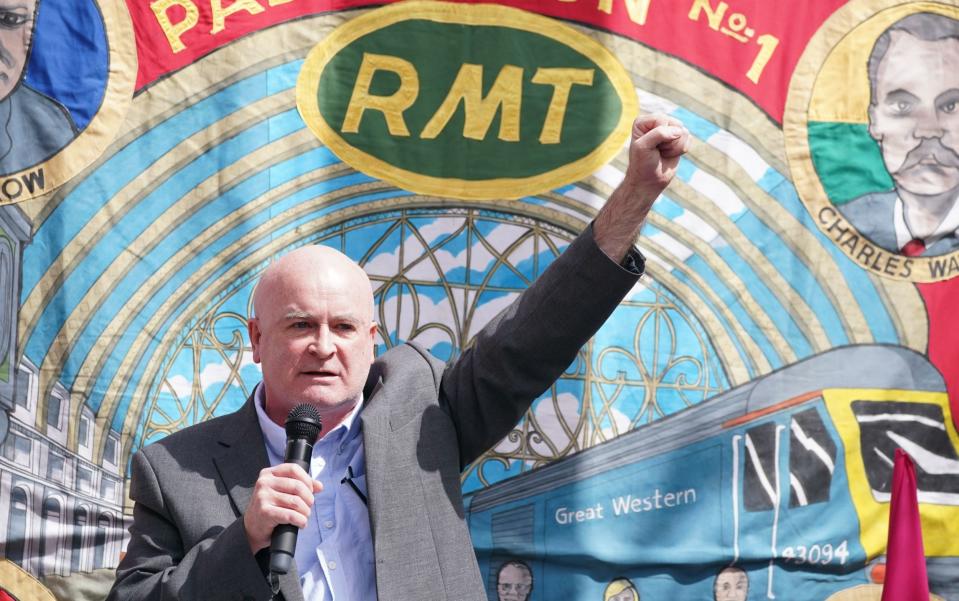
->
[901,238,926,257]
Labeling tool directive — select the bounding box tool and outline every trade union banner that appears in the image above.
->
[1,0,959,599]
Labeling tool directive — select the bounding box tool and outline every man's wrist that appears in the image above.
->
[593,182,655,262]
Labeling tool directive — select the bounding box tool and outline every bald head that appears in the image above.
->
[253,245,373,322]
[248,245,378,428]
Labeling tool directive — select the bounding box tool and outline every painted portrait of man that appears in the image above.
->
[496,560,533,601]
[839,12,959,257]
[603,577,639,601]
[0,0,77,175]
[713,566,749,601]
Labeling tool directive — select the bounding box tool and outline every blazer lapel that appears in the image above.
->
[212,395,305,601]
[360,376,389,541]
[212,397,266,516]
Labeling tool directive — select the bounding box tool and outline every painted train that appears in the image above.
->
[464,345,959,600]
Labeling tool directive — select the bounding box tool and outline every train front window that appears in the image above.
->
[788,409,836,508]
[852,400,959,504]
[744,422,779,511]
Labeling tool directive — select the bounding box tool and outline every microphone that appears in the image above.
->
[269,403,322,575]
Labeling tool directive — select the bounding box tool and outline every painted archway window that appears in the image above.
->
[93,513,110,569]
[71,507,87,573]
[5,487,29,566]
[39,496,61,576]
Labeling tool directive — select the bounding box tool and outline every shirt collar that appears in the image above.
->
[252,383,364,460]
[894,193,959,250]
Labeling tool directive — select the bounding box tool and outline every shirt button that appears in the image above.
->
[329,561,337,570]
[324,520,334,529]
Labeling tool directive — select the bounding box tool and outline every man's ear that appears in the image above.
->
[368,322,378,361]
[868,104,881,141]
[248,318,262,364]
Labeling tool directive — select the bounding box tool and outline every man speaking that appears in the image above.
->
[107,113,690,601]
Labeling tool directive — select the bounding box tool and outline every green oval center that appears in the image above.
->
[317,19,623,182]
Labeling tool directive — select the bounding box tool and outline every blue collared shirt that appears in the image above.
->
[253,384,376,600]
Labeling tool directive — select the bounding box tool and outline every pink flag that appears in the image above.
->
[880,449,930,601]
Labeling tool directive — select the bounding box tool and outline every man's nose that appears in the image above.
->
[0,39,12,68]
[914,106,944,139]
[309,327,335,356]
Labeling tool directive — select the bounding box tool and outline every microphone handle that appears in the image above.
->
[268,438,313,575]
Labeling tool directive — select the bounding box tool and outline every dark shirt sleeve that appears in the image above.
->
[438,222,643,466]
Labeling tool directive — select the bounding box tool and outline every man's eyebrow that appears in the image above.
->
[883,88,919,101]
[936,88,959,101]
[331,314,365,324]
[281,311,365,323]
[283,310,313,320]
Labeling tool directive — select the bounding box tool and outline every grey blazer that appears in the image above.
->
[108,226,641,601]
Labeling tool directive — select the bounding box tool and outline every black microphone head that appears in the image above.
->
[285,403,322,442]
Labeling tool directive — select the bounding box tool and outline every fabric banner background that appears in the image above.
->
[1,0,958,599]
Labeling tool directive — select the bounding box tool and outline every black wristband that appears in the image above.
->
[620,247,646,275]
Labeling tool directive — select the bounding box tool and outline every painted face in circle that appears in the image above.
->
[713,567,749,601]
[0,0,39,101]
[497,564,532,601]
[608,588,638,601]
[248,245,377,428]
[869,31,959,198]
[604,578,639,601]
